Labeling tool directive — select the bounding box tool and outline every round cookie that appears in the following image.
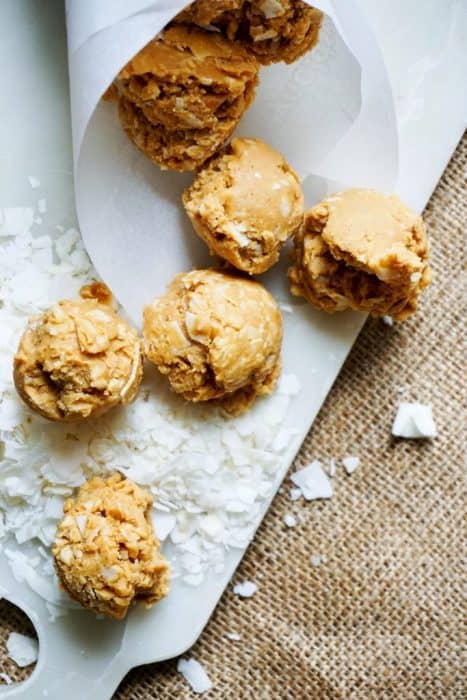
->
[114,24,259,171]
[288,189,431,320]
[53,473,169,619]
[14,283,143,421]
[143,269,282,415]
[183,138,304,274]
[176,0,323,65]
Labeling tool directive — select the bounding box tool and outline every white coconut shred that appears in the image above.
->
[0,203,301,601]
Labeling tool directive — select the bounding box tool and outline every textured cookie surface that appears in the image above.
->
[14,284,143,421]
[115,24,259,171]
[288,189,431,320]
[53,473,169,619]
[143,268,282,414]
[183,138,304,274]
[177,0,323,65]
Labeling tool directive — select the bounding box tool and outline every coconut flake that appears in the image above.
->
[0,207,34,237]
[291,461,333,500]
[284,513,297,528]
[177,658,212,694]
[101,566,119,582]
[75,514,88,535]
[328,458,337,477]
[289,487,302,501]
[151,511,176,541]
[260,0,284,19]
[6,632,39,667]
[233,580,258,598]
[28,176,41,189]
[310,554,322,567]
[392,402,437,439]
[382,315,394,326]
[342,456,360,474]
[0,672,12,684]
[225,631,241,641]
[37,198,47,214]
[279,303,294,314]
[278,373,301,396]
[0,203,303,595]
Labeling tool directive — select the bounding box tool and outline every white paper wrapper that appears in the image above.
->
[66,0,398,321]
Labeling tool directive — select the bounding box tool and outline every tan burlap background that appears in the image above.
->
[1,136,465,698]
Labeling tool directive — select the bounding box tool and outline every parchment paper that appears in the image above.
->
[65,0,398,321]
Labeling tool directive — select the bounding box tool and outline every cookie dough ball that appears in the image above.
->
[14,283,143,422]
[53,474,169,619]
[115,24,259,171]
[183,138,304,274]
[176,0,323,65]
[288,189,431,320]
[143,269,282,415]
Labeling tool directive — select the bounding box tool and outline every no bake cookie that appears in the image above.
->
[14,283,142,421]
[288,189,431,320]
[143,268,282,414]
[114,24,259,171]
[183,137,304,274]
[53,473,169,619]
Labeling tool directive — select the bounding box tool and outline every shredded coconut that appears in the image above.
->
[233,580,258,598]
[225,631,241,641]
[342,456,360,474]
[392,402,437,439]
[284,513,297,527]
[6,632,39,668]
[382,315,394,326]
[290,460,333,500]
[310,554,322,566]
[0,206,300,598]
[279,303,294,314]
[0,672,12,685]
[328,458,337,477]
[177,658,212,694]
[289,487,302,501]
[260,0,284,20]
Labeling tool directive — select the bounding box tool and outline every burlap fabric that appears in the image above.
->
[1,136,465,698]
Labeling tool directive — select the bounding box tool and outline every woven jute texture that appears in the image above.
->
[1,136,465,698]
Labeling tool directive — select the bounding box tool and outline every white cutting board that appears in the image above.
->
[0,1,465,698]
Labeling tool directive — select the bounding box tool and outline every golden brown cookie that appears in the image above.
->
[114,24,259,171]
[143,269,282,415]
[13,284,143,421]
[176,0,323,65]
[288,189,431,320]
[53,473,169,620]
[183,138,304,274]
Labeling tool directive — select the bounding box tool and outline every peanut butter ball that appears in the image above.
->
[114,24,259,171]
[13,283,143,422]
[183,138,304,274]
[53,473,169,620]
[143,269,282,415]
[288,189,431,320]
[176,0,323,65]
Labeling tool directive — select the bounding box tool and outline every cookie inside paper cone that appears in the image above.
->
[176,0,323,65]
[112,24,259,171]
